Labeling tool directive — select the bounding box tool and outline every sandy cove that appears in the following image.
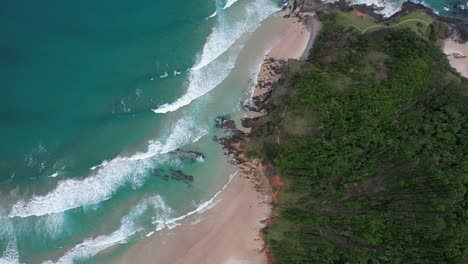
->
[253,11,322,100]
[443,38,468,78]
[108,10,320,264]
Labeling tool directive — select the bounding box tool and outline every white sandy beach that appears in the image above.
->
[443,39,468,78]
[106,10,321,264]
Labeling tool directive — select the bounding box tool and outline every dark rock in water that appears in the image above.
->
[214,115,236,129]
[279,0,288,10]
[174,149,206,163]
[454,2,468,14]
[169,169,194,183]
[150,167,194,184]
[187,150,205,160]
[215,115,229,127]
[223,120,236,129]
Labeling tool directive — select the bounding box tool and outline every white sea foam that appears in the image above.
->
[29,213,66,240]
[90,160,109,171]
[49,172,60,178]
[152,0,279,114]
[153,54,237,114]
[0,214,19,264]
[159,72,168,78]
[0,241,19,264]
[223,0,239,9]
[42,172,237,263]
[9,117,208,218]
[193,0,278,71]
[149,171,237,232]
[43,196,171,264]
[207,10,218,19]
[323,0,405,17]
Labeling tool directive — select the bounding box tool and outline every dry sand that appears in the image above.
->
[108,10,321,264]
[110,165,271,264]
[254,12,322,98]
[443,39,468,78]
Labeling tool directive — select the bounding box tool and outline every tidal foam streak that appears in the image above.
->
[42,196,171,264]
[151,171,237,231]
[153,0,279,114]
[9,117,207,218]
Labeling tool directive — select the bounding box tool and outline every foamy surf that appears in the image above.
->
[150,171,237,233]
[8,117,208,218]
[193,0,278,71]
[207,10,218,19]
[323,0,405,17]
[42,196,172,264]
[0,241,19,264]
[43,170,236,264]
[0,214,19,264]
[153,0,279,114]
[153,53,238,114]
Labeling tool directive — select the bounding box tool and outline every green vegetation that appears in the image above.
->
[252,12,467,264]
[325,11,449,41]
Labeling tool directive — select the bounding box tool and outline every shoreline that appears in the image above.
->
[104,9,320,264]
[102,4,465,264]
[246,10,321,115]
[443,38,468,78]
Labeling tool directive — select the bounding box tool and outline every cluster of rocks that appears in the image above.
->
[213,116,271,197]
[452,52,467,59]
[148,149,205,185]
[214,115,236,130]
[245,58,287,113]
[174,149,205,163]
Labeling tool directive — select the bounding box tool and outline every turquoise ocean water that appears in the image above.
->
[0,0,466,263]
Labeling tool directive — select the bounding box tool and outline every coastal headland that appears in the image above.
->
[105,5,321,264]
[109,1,466,263]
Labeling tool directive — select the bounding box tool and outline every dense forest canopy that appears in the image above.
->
[253,11,468,264]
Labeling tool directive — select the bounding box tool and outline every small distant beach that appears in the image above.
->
[444,38,468,77]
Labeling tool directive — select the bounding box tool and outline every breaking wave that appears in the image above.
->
[223,0,239,10]
[152,0,279,114]
[42,196,171,264]
[9,117,208,218]
[43,171,237,263]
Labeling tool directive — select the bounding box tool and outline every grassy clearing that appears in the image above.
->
[336,11,434,39]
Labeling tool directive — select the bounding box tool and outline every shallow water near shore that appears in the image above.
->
[1,0,280,262]
[1,0,466,263]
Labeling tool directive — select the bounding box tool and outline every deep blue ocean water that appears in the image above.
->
[0,0,466,263]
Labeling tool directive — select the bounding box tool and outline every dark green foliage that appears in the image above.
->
[261,27,467,263]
